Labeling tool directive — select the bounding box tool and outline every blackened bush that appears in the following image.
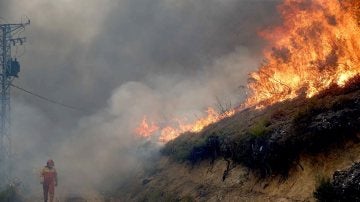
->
[232,134,294,177]
[332,163,360,201]
[314,163,360,201]
[313,177,337,202]
[188,135,220,164]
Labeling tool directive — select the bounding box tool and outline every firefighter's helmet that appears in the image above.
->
[47,159,55,167]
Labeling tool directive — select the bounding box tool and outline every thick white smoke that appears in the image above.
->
[1,0,280,198]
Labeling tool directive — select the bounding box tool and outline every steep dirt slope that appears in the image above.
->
[116,140,360,202]
[114,78,360,201]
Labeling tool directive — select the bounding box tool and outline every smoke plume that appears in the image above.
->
[1,0,280,198]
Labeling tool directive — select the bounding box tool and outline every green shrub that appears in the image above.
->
[248,118,270,137]
[161,132,221,164]
[161,133,196,162]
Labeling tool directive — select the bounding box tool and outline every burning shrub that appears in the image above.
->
[315,75,360,99]
[246,0,360,107]
[338,74,360,95]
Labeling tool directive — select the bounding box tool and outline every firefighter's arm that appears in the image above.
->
[54,169,58,186]
[40,168,44,184]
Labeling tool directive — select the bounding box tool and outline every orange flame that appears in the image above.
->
[135,0,360,142]
[246,0,360,107]
[135,108,235,143]
[135,116,159,138]
[158,108,235,142]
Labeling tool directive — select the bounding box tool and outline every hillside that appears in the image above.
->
[114,76,360,201]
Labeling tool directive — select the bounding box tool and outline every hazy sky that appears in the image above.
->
[0,0,281,196]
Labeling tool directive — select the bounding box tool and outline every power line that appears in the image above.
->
[11,84,88,113]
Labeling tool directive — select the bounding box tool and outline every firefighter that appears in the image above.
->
[40,159,58,202]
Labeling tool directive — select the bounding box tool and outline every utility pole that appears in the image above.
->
[0,19,29,187]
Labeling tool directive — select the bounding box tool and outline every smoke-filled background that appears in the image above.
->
[1,0,280,198]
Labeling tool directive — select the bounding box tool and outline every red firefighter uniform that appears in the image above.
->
[41,159,58,202]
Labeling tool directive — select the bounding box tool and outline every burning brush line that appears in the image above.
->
[136,108,235,143]
[135,0,360,143]
[247,0,360,107]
